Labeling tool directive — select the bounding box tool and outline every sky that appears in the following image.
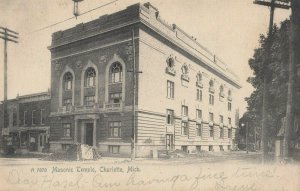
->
[0,0,291,114]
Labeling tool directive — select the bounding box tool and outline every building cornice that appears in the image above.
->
[48,20,140,51]
[49,3,241,89]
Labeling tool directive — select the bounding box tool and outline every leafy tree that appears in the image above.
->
[244,20,290,145]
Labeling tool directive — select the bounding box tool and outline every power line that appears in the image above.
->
[28,0,119,34]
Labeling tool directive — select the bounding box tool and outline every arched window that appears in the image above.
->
[220,85,224,92]
[228,90,232,101]
[110,62,123,83]
[182,65,189,75]
[196,73,202,82]
[220,85,224,97]
[209,79,215,96]
[209,80,214,88]
[167,57,175,68]
[63,72,73,90]
[85,67,96,87]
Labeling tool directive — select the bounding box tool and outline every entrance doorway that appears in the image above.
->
[85,123,93,146]
[38,133,48,152]
[166,134,174,150]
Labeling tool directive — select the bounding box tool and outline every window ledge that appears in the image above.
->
[166,67,176,76]
[61,137,72,140]
[196,119,202,124]
[166,124,175,127]
[196,81,203,88]
[182,116,189,121]
[181,74,189,82]
[84,86,96,89]
[109,82,123,85]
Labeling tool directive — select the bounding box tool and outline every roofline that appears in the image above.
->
[0,91,51,103]
[49,2,242,89]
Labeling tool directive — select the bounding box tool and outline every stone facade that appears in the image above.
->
[48,2,241,157]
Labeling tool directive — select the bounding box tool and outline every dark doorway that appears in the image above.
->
[85,123,93,146]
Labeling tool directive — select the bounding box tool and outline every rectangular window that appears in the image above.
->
[166,109,174,125]
[63,98,72,111]
[209,112,214,122]
[228,129,232,139]
[23,111,28,125]
[219,115,224,124]
[41,109,45,125]
[196,124,202,137]
[209,94,214,105]
[220,127,224,138]
[228,117,232,125]
[167,80,174,99]
[196,109,202,119]
[40,136,43,147]
[196,146,201,152]
[12,111,17,126]
[44,135,48,143]
[209,126,214,138]
[109,121,121,137]
[196,89,202,101]
[181,122,188,136]
[109,93,122,103]
[181,146,188,152]
[228,102,232,111]
[220,145,224,151]
[84,95,95,106]
[109,145,120,154]
[32,110,37,125]
[63,124,71,137]
[181,105,188,117]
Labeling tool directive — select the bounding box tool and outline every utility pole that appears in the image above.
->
[253,0,290,163]
[246,122,249,154]
[254,125,257,151]
[0,27,18,148]
[127,29,142,160]
[283,0,299,158]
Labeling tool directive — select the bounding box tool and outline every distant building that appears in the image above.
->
[48,2,241,157]
[0,92,50,153]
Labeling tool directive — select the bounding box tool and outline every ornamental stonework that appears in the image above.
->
[75,60,82,69]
